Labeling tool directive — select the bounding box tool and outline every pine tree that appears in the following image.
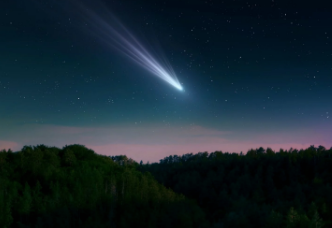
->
[19,183,32,215]
[63,149,76,166]
[309,210,324,228]
[286,207,299,228]
[0,188,13,228]
[32,181,45,214]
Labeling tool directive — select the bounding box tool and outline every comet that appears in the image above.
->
[78,3,183,91]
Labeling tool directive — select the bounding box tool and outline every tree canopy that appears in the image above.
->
[1,144,331,227]
[139,145,332,227]
[0,144,207,228]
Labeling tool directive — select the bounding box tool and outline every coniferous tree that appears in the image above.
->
[309,210,324,228]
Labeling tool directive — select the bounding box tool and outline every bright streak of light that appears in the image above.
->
[80,4,183,91]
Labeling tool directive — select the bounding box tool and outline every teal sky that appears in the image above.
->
[1,0,331,162]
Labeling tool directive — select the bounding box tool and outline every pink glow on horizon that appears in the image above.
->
[0,140,19,151]
[0,123,330,162]
[88,142,315,163]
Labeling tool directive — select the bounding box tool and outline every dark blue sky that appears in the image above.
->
[1,0,331,162]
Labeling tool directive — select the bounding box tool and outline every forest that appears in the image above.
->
[0,144,331,227]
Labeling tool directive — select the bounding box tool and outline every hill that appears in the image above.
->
[139,146,332,227]
[2,144,331,227]
[0,144,207,228]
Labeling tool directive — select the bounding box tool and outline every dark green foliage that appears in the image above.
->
[2,144,332,227]
[0,144,207,228]
[139,146,332,227]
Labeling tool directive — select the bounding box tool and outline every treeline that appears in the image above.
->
[138,145,332,228]
[2,144,331,227]
[0,144,208,228]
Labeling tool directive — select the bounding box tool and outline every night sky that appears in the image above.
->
[1,0,331,162]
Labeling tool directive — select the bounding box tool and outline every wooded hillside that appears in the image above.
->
[0,144,207,228]
[139,146,332,228]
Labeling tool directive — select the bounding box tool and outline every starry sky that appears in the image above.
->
[1,0,331,162]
